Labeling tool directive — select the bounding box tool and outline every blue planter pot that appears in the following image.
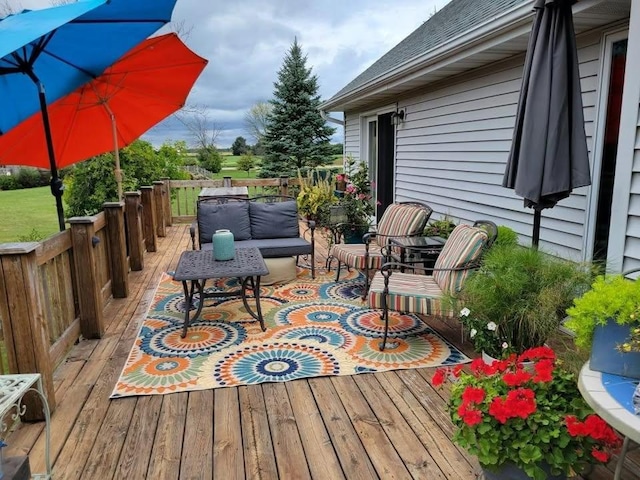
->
[343,227,368,244]
[590,319,640,379]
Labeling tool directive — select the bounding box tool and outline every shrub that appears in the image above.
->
[0,175,19,190]
[18,228,46,242]
[15,168,47,188]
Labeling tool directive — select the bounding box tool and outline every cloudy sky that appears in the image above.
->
[10,0,452,148]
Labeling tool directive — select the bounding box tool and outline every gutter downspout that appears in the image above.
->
[320,110,346,160]
[320,110,344,126]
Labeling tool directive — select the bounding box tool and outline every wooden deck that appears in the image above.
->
[6,224,639,480]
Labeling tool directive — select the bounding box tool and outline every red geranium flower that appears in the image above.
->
[591,448,610,463]
[462,386,486,404]
[533,358,554,383]
[502,368,532,387]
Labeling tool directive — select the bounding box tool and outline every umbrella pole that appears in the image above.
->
[106,104,123,201]
[32,77,66,231]
[532,208,542,249]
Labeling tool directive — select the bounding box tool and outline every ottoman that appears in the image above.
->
[262,257,297,285]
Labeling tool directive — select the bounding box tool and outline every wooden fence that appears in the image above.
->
[0,180,171,420]
[0,176,306,418]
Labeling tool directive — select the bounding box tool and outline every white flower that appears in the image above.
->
[486,321,497,331]
[470,328,477,338]
[502,342,509,349]
[460,307,470,317]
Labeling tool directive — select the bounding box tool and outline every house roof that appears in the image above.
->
[327,0,528,103]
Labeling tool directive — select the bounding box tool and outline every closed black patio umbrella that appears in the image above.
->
[503,0,591,247]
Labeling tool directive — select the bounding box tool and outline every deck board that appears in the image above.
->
[6,224,639,479]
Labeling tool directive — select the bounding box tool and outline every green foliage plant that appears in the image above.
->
[17,228,46,242]
[494,225,519,247]
[455,244,593,357]
[424,215,458,238]
[296,169,337,225]
[433,347,621,480]
[565,274,640,351]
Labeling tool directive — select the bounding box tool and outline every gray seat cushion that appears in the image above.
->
[249,201,299,239]
[198,201,251,244]
[201,238,312,258]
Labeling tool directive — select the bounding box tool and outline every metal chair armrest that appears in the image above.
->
[189,220,198,250]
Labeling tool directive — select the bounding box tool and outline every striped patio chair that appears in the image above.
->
[368,222,496,350]
[330,202,433,297]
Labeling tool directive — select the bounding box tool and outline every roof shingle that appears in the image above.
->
[329,0,527,100]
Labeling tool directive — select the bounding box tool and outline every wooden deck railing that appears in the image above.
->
[0,180,171,420]
[0,176,301,418]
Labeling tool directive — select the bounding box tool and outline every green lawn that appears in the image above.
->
[0,187,61,243]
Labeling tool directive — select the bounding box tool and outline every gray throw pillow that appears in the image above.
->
[198,201,251,243]
[249,200,299,239]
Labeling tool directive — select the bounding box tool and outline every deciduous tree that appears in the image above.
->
[231,136,249,156]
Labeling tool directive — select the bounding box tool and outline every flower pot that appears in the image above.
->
[481,462,566,480]
[343,226,368,244]
[482,350,534,371]
[590,319,640,379]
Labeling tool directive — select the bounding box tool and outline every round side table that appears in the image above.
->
[578,362,640,479]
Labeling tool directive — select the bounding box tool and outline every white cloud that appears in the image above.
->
[5,0,452,147]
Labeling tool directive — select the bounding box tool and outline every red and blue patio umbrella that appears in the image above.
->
[0,0,177,230]
[0,33,208,201]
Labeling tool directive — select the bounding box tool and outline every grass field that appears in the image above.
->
[0,157,344,243]
[0,187,60,243]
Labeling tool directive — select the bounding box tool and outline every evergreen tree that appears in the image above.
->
[260,39,335,178]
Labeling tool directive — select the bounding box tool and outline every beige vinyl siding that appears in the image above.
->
[344,113,360,160]
[392,31,602,259]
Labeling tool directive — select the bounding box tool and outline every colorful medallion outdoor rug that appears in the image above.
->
[111,267,469,398]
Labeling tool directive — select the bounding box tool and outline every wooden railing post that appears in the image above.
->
[140,186,157,253]
[279,176,289,196]
[153,181,166,238]
[69,216,105,339]
[0,243,56,419]
[124,192,145,271]
[103,201,128,298]
[160,177,172,226]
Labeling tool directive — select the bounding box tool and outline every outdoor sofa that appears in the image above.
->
[190,195,316,278]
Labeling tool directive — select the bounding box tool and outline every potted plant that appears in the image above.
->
[565,273,640,378]
[453,244,593,359]
[296,169,337,225]
[423,215,458,239]
[433,347,621,480]
[336,157,375,243]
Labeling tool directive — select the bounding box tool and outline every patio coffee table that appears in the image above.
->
[172,247,269,337]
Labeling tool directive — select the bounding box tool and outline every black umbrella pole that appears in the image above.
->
[36,80,66,231]
[532,209,541,249]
